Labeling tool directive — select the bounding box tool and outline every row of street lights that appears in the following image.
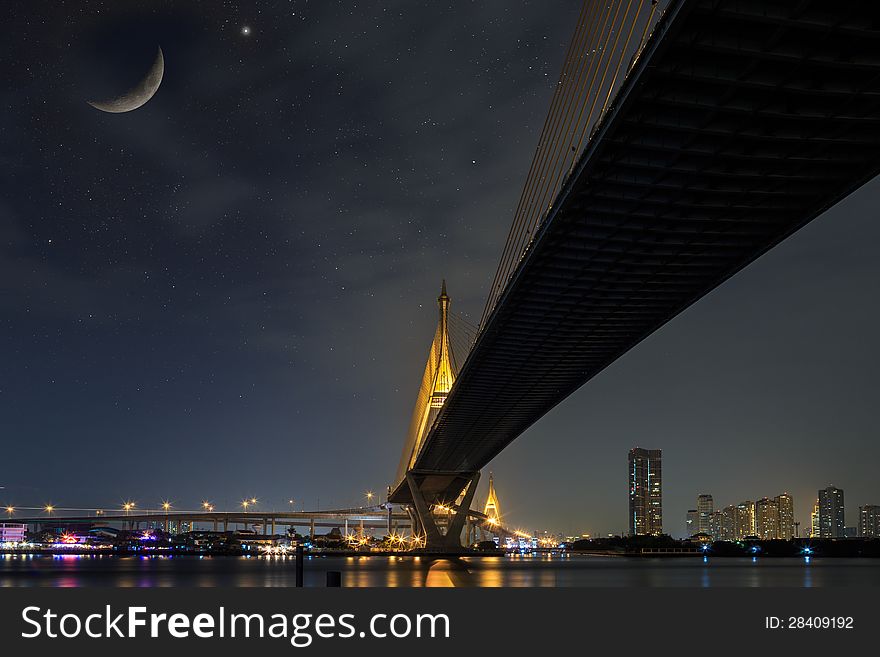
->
[5,491,379,518]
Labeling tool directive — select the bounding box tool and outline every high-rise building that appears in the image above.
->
[707,507,736,541]
[628,448,662,536]
[686,510,699,538]
[776,493,795,539]
[720,505,737,541]
[755,497,781,539]
[859,505,880,538]
[708,510,723,541]
[819,486,845,538]
[697,494,714,535]
[811,500,820,538]
[735,501,755,539]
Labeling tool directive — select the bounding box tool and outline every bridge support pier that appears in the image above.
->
[405,470,479,552]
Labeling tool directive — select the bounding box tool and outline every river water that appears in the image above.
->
[1,553,878,587]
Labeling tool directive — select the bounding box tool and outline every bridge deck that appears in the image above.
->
[392,0,880,502]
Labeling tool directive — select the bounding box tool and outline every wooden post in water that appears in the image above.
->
[295,544,304,587]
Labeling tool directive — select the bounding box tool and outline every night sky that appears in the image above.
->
[2,1,878,537]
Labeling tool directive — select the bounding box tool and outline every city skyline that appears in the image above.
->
[2,1,880,537]
[6,458,873,541]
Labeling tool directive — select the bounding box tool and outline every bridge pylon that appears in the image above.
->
[389,281,481,550]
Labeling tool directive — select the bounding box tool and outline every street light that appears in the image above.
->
[44,504,55,515]
[241,500,250,511]
[202,501,212,511]
[122,501,135,515]
[5,506,14,516]
[161,501,172,512]
[365,491,374,506]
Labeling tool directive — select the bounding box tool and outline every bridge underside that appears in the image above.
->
[391,0,880,504]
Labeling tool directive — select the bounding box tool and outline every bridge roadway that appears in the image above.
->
[13,508,409,534]
[391,0,880,503]
[11,507,501,535]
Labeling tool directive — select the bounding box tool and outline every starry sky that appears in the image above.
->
[2,1,878,537]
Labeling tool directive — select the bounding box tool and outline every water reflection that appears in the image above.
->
[0,554,877,587]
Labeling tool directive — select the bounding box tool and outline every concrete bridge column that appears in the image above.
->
[406,470,480,551]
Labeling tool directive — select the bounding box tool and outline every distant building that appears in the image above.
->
[720,505,737,541]
[818,486,845,538]
[708,507,736,541]
[776,493,795,539]
[810,500,820,538]
[628,448,662,536]
[755,497,781,540]
[708,511,723,541]
[735,501,755,539]
[0,523,26,543]
[697,494,714,535]
[859,505,880,538]
[686,509,699,538]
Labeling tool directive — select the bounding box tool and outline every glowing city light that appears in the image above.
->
[4,506,13,515]
[44,505,55,514]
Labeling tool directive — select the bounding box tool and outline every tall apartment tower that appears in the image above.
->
[736,501,756,539]
[686,510,699,538]
[776,493,795,539]
[628,448,662,536]
[755,497,781,539]
[818,486,845,538]
[859,505,880,538]
[697,494,714,534]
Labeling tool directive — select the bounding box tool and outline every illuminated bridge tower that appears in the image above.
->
[394,282,481,551]
[397,281,456,476]
[484,473,502,526]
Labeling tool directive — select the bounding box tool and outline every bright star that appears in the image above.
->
[241,25,252,36]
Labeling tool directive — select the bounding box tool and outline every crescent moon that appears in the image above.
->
[88,46,164,113]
